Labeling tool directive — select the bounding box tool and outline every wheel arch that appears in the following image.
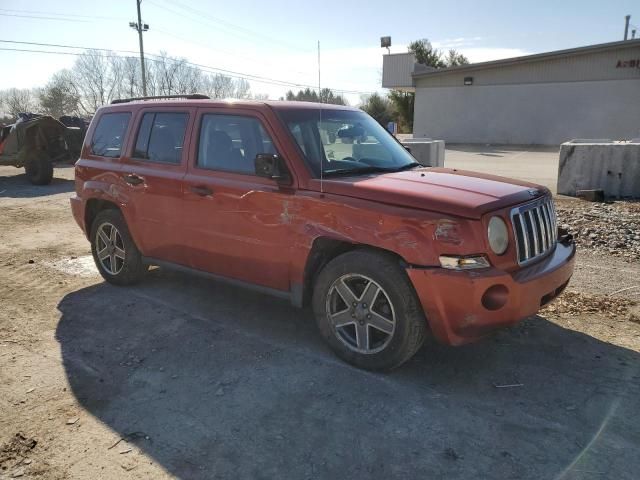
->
[85,199,121,237]
[298,236,409,308]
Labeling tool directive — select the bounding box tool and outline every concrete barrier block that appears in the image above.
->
[401,138,445,167]
[557,141,640,198]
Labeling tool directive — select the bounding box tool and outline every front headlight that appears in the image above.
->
[488,216,509,255]
[439,255,490,270]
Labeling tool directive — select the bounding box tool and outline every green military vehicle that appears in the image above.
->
[0,115,85,185]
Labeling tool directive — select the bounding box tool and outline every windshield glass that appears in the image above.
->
[278,108,418,177]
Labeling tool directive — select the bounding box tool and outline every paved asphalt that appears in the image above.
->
[445,144,560,194]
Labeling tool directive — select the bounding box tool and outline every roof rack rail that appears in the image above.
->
[111,93,210,104]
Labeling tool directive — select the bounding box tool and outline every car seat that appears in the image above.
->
[148,128,177,163]
[205,130,248,172]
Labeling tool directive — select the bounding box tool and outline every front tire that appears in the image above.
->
[24,155,53,185]
[90,210,147,285]
[312,250,427,371]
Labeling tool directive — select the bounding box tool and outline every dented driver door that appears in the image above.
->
[182,107,296,292]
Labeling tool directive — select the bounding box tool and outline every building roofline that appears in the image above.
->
[412,39,640,78]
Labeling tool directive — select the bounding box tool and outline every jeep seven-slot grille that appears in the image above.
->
[511,196,557,265]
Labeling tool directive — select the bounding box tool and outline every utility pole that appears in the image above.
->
[624,15,630,40]
[129,0,149,96]
[633,29,637,40]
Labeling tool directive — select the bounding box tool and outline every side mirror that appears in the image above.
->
[404,146,411,154]
[254,154,292,185]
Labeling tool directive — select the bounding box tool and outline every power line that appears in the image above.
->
[0,8,314,77]
[0,12,89,23]
[0,47,121,57]
[0,41,310,88]
[161,0,310,51]
[149,26,311,77]
[0,8,371,93]
[1,3,310,53]
[0,7,125,21]
[146,0,311,53]
[0,46,301,90]
[0,39,141,56]
[0,43,375,94]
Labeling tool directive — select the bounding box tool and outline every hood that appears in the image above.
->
[319,168,547,219]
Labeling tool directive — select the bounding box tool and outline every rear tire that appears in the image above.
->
[90,209,147,286]
[312,249,427,371]
[24,156,53,185]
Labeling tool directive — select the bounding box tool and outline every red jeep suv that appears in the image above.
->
[70,95,576,370]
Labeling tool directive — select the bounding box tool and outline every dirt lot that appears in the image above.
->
[1,165,639,479]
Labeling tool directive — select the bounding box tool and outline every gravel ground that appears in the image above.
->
[1,166,639,479]
[555,198,640,260]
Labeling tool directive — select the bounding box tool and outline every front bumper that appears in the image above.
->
[407,236,576,345]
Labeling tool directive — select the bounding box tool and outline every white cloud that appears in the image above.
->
[457,47,530,63]
[433,37,485,49]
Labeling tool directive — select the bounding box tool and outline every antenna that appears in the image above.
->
[318,40,323,194]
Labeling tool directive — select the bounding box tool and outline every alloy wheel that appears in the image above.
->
[326,274,396,354]
[95,222,126,275]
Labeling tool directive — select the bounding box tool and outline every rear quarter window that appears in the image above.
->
[90,112,131,158]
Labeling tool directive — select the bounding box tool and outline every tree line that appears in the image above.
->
[284,88,346,105]
[2,38,468,134]
[361,39,469,132]
[0,50,262,121]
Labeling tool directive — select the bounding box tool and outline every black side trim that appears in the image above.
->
[142,257,292,303]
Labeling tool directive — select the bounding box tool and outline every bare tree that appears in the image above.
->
[1,88,39,117]
[71,50,118,114]
[173,62,203,95]
[118,57,143,99]
[233,79,251,99]
[152,51,185,95]
[202,74,234,99]
[1,49,261,116]
[145,60,159,96]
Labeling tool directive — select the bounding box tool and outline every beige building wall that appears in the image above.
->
[413,79,640,145]
[411,43,640,144]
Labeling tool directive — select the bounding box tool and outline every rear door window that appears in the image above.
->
[133,112,189,164]
[90,112,131,157]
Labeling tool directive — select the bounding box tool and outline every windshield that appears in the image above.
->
[278,108,419,177]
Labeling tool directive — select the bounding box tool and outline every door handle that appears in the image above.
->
[123,174,144,186]
[189,185,213,196]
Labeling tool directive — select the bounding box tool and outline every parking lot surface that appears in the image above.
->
[1,163,639,479]
[445,144,560,193]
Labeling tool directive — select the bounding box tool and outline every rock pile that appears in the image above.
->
[555,200,640,260]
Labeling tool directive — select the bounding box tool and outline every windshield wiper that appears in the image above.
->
[323,162,423,177]
[393,162,422,171]
[322,165,394,177]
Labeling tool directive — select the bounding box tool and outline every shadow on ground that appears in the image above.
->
[0,169,74,198]
[56,269,640,479]
[446,144,560,154]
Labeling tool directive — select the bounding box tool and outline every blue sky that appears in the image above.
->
[0,0,638,103]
